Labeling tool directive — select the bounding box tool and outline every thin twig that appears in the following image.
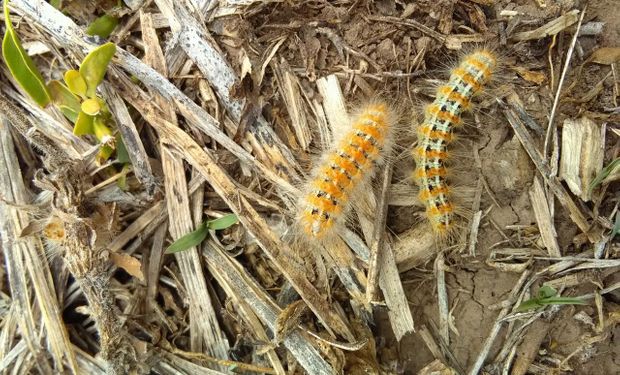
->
[546,7,587,135]
[468,270,531,375]
[366,164,393,304]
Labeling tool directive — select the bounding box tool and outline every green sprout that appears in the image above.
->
[166,214,239,254]
[589,157,620,193]
[2,0,121,164]
[86,14,119,39]
[516,285,587,312]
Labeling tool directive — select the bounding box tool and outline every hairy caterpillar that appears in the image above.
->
[298,102,394,241]
[413,50,496,236]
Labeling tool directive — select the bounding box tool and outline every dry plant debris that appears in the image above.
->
[0,0,618,374]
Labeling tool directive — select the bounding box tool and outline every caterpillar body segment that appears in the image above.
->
[298,103,393,241]
[414,50,496,236]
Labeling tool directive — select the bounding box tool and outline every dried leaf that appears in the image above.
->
[110,252,144,282]
[43,216,66,242]
[588,47,620,65]
[512,9,580,41]
[512,67,547,85]
[275,299,308,343]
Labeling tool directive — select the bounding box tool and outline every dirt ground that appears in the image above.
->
[241,0,620,374]
[1,0,619,374]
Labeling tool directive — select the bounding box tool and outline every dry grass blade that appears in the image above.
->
[151,114,354,340]
[435,252,450,346]
[273,59,312,150]
[393,224,436,272]
[99,83,157,194]
[512,9,581,41]
[2,1,618,373]
[366,165,392,305]
[529,177,561,257]
[502,102,601,242]
[139,7,229,360]
[0,117,78,372]
[153,0,301,177]
[467,270,531,375]
[202,240,334,374]
[10,0,296,196]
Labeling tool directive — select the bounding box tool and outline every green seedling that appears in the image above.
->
[516,285,587,312]
[611,211,620,240]
[2,2,51,106]
[166,214,239,254]
[86,14,119,39]
[589,157,620,193]
[2,1,123,165]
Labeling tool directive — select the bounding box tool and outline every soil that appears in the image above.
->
[241,0,620,374]
[3,0,619,374]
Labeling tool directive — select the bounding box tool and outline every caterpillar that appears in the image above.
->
[413,50,496,236]
[298,102,393,241]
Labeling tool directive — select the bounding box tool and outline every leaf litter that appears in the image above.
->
[0,0,618,374]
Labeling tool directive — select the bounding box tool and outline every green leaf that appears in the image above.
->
[166,222,209,254]
[537,285,557,299]
[515,299,544,312]
[540,297,587,306]
[612,211,620,240]
[590,157,620,193]
[115,133,130,164]
[63,69,87,97]
[93,116,113,141]
[207,214,239,231]
[49,0,62,9]
[73,111,94,135]
[97,143,115,164]
[165,214,238,254]
[47,80,81,122]
[2,2,51,107]
[516,285,587,312]
[79,42,116,97]
[117,163,131,190]
[86,14,119,39]
[81,98,101,116]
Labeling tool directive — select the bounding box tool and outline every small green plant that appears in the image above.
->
[2,0,120,164]
[589,157,620,193]
[611,211,620,240]
[86,14,119,39]
[516,285,587,312]
[166,214,239,254]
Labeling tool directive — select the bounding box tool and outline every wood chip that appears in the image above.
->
[529,177,561,257]
[512,9,580,41]
[559,117,606,201]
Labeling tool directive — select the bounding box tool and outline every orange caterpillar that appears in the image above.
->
[298,103,393,240]
[414,50,496,236]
